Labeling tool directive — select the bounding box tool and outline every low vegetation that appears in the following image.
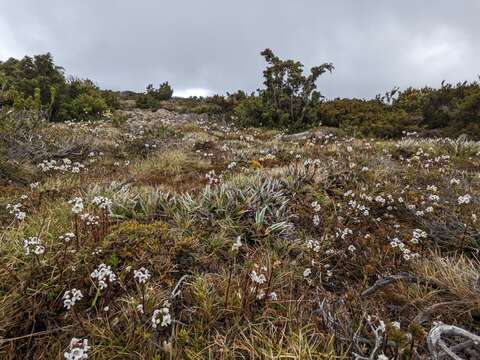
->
[1,50,480,359]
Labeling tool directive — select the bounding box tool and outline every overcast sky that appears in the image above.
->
[1,1,479,98]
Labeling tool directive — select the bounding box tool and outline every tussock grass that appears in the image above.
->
[132,149,210,178]
[413,254,480,304]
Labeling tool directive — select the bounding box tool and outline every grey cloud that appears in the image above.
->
[1,0,479,98]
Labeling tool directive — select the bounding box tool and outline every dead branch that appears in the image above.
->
[428,323,480,360]
[361,273,419,297]
[414,301,470,325]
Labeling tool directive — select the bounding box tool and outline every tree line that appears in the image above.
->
[2,51,480,138]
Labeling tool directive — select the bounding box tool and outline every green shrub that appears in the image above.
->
[233,49,333,130]
[190,103,224,115]
[0,53,118,122]
[62,93,108,121]
[101,89,121,109]
[391,81,480,138]
[234,94,275,127]
[318,98,421,138]
[136,93,159,109]
[137,82,174,109]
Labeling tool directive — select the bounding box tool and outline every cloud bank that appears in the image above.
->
[1,0,478,98]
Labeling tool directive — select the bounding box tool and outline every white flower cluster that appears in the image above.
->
[336,227,353,240]
[458,194,472,205]
[311,200,321,226]
[250,269,267,285]
[346,196,370,216]
[87,152,104,164]
[30,181,40,189]
[450,178,460,185]
[63,288,83,310]
[231,236,242,251]
[198,151,214,157]
[69,197,84,214]
[91,263,117,290]
[80,213,100,226]
[250,265,269,299]
[375,195,386,205]
[227,161,237,170]
[6,203,26,221]
[144,143,157,149]
[311,201,321,212]
[260,153,276,161]
[38,158,85,174]
[426,184,437,192]
[133,267,151,284]
[152,301,172,329]
[411,228,427,244]
[64,337,90,360]
[390,237,419,261]
[59,232,76,243]
[306,239,321,253]
[403,147,451,170]
[23,236,45,256]
[205,170,219,185]
[91,196,112,210]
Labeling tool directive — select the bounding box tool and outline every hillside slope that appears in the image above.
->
[1,109,480,359]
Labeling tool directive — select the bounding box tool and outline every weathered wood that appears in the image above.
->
[428,323,480,359]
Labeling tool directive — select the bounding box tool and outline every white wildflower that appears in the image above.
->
[152,302,172,329]
[64,338,90,360]
[232,236,242,251]
[91,196,112,210]
[133,267,151,284]
[59,232,76,243]
[69,197,84,214]
[458,194,472,205]
[63,289,83,310]
[250,270,266,284]
[23,236,45,256]
[91,263,117,290]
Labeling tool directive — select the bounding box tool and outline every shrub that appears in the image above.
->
[421,81,480,134]
[234,49,333,130]
[233,94,274,127]
[101,90,121,110]
[62,93,108,121]
[318,98,421,138]
[0,53,118,121]
[190,103,224,115]
[137,82,174,109]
